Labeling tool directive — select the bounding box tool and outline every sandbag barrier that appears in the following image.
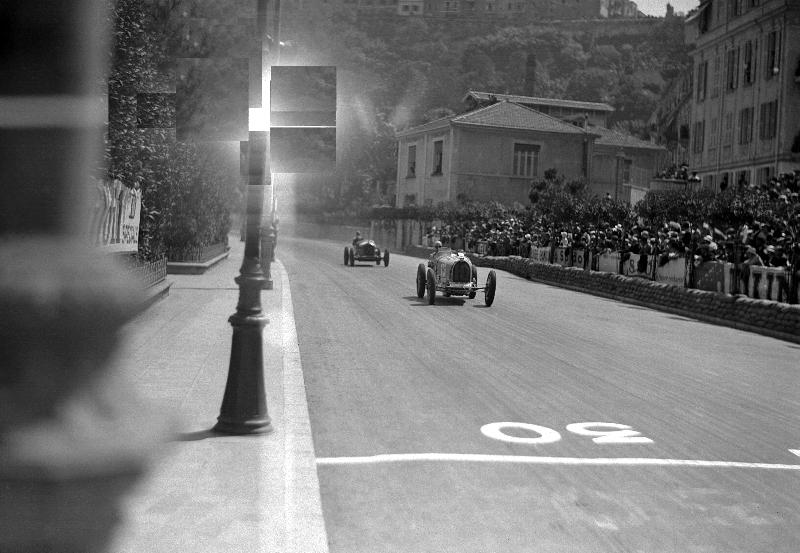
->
[469,253,800,344]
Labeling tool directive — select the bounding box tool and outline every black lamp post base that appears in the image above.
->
[214,310,273,435]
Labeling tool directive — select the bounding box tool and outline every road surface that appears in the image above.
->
[280,234,800,553]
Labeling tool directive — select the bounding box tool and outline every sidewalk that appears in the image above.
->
[109,237,328,553]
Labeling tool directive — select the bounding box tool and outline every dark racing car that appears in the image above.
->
[416,247,496,306]
[344,239,390,267]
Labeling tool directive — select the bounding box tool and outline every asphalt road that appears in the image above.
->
[280,235,800,553]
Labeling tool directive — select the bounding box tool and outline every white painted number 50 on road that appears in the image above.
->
[481,422,654,445]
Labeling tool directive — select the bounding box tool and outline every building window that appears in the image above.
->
[765,30,780,79]
[692,120,705,153]
[711,56,721,97]
[723,112,733,146]
[708,117,719,150]
[404,193,416,206]
[759,100,778,140]
[743,40,755,84]
[622,159,632,184]
[736,169,750,187]
[726,47,739,90]
[730,0,743,17]
[512,143,540,177]
[432,140,443,175]
[696,61,708,101]
[738,107,753,144]
[756,166,773,185]
[406,145,416,177]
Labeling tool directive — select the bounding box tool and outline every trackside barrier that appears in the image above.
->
[621,253,656,279]
[654,257,685,287]
[598,252,621,273]
[467,242,799,305]
[532,247,551,264]
[554,247,571,267]
[476,241,488,255]
[749,266,792,302]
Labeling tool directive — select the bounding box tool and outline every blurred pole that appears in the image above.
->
[214,0,274,434]
[0,2,165,551]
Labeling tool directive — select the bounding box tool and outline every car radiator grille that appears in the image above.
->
[451,260,471,283]
[361,245,375,255]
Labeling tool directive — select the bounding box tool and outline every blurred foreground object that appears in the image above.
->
[0,1,167,551]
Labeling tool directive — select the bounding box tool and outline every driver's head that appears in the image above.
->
[356,231,361,237]
[434,240,442,251]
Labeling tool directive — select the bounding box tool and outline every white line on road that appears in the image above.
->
[316,453,800,470]
[790,449,800,458]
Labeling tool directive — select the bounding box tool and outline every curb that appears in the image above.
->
[167,249,230,274]
[275,259,330,553]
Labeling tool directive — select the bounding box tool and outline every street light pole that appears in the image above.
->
[214,0,274,435]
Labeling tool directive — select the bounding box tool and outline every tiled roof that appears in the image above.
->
[590,125,666,150]
[451,101,588,134]
[465,90,615,113]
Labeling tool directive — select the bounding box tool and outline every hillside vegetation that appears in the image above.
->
[279,7,690,213]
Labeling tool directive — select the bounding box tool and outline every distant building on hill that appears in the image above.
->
[332,0,642,20]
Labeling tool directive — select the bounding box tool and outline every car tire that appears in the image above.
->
[344,246,349,265]
[376,252,381,265]
[484,270,497,307]
[416,263,426,298]
[468,265,478,299]
[349,247,355,266]
[383,250,390,267]
[426,268,436,305]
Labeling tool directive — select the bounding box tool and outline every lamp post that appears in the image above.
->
[214,0,277,435]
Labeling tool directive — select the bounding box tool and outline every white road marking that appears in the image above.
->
[790,449,800,458]
[316,453,800,470]
[481,422,562,444]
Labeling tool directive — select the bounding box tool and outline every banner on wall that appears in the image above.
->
[654,256,686,287]
[89,178,142,253]
[621,253,656,278]
[553,247,571,267]
[598,252,620,273]
[531,247,551,264]
[694,261,727,294]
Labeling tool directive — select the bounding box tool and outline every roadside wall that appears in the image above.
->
[469,254,800,345]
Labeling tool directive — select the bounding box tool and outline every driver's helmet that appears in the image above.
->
[355,231,361,237]
[434,240,442,249]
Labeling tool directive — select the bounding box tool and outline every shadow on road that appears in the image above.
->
[402,295,468,307]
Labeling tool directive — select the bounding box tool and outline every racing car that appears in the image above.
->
[416,247,496,306]
[344,239,390,267]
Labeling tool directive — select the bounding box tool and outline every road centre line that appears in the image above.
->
[316,453,800,470]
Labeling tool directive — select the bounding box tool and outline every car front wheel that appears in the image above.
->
[484,270,497,307]
[383,250,390,267]
[426,268,436,305]
[349,247,355,266]
[343,246,349,265]
[416,263,426,298]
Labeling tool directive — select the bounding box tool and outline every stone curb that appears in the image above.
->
[166,249,230,275]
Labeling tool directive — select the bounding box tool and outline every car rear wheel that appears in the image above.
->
[349,247,355,266]
[343,246,349,265]
[416,263,426,298]
[426,268,436,305]
[468,266,478,299]
[383,250,390,267]
[484,270,496,307]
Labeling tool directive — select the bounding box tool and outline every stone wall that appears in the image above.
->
[469,254,800,345]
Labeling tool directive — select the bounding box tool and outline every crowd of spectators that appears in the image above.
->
[426,173,800,274]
